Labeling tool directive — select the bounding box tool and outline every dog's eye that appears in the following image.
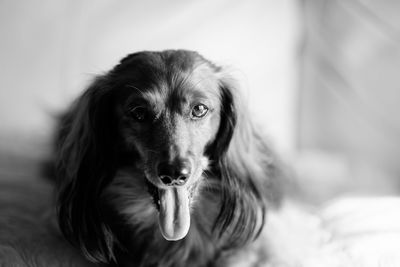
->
[191,104,209,119]
[129,106,148,122]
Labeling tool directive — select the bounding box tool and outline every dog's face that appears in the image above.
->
[109,51,225,240]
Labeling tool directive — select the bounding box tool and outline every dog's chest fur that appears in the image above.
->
[104,172,233,267]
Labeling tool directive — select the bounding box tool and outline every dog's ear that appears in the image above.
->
[56,76,118,263]
[206,80,236,159]
[207,74,282,248]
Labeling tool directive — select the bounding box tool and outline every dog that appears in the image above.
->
[54,50,283,267]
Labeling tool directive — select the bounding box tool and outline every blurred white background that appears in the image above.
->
[0,0,299,156]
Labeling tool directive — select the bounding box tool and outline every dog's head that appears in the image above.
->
[56,50,278,263]
[112,51,226,241]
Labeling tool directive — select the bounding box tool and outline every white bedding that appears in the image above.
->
[264,198,400,267]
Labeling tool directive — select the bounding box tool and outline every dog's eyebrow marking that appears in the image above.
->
[126,85,146,97]
[188,90,208,101]
[125,83,164,108]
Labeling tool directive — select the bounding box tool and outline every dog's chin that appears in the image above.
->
[144,177,198,241]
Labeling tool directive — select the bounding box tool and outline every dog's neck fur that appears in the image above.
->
[115,218,223,267]
[104,171,238,267]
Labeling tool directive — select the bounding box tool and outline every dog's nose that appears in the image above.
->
[157,161,191,186]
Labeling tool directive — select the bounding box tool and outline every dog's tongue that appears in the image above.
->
[158,187,190,241]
